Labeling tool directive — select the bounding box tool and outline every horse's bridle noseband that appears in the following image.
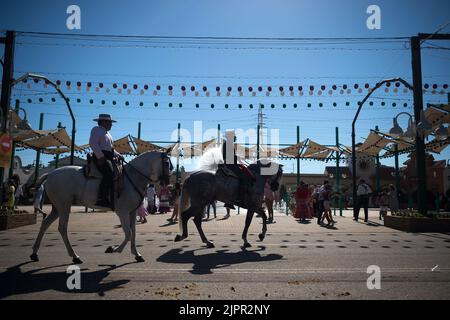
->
[122,152,174,200]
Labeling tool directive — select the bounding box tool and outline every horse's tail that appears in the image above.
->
[35,173,49,187]
[178,183,190,233]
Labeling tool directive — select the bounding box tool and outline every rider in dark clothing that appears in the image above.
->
[221,132,253,208]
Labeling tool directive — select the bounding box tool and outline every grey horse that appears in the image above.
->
[174,160,283,248]
[30,150,173,264]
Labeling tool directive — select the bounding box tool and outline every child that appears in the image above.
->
[320,184,337,227]
[378,190,389,220]
[137,198,149,224]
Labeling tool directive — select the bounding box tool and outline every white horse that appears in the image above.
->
[30,150,173,264]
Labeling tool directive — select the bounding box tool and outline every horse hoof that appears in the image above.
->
[258,234,265,242]
[174,235,183,242]
[30,253,39,262]
[206,242,215,248]
[135,255,145,263]
[105,246,114,253]
[72,257,83,264]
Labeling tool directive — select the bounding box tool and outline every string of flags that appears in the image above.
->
[16,78,450,97]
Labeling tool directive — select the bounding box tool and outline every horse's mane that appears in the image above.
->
[248,159,282,172]
[128,151,161,166]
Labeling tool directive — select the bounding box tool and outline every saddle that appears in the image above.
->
[217,164,255,181]
[217,164,257,211]
[83,153,125,197]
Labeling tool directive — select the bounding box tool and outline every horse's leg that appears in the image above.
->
[193,208,214,248]
[129,210,144,262]
[58,207,82,264]
[30,206,59,261]
[241,209,254,248]
[258,208,268,242]
[106,212,131,254]
[174,207,194,242]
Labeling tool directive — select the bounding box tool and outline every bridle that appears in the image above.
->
[122,152,173,199]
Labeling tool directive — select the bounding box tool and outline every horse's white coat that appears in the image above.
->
[31,151,170,263]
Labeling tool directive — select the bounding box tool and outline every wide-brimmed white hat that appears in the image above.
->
[93,114,116,122]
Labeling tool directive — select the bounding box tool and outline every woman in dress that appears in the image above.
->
[294,181,313,222]
[158,184,171,214]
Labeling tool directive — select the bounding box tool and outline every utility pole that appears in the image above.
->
[257,104,266,159]
[176,122,180,183]
[0,31,15,187]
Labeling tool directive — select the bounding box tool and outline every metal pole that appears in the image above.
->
[8,100,20,178]
[34,113,44,182]
[351,78,413,218]
[411,36,427,215]
[297,126,300,186]
[138,122,141,140]
[0,31,15,187]
[394,143,400,204]
[176,122,180,183]
[217,124,221,147]
[375,126,381,193]
[54,122,62,168]
[335,127,342,216]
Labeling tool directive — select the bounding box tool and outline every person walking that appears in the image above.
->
[317,180,329,225]
[146,184,157,214]
[388,184,399,214]
[168,182,181,223]
[205,200,217,220]
[319,184,337,227]
[14,183,23,208]
[354,179,372,222]
[378,189,389,220]
[294,181,313,222]
[264,181,275,224]
[33,183,47,219]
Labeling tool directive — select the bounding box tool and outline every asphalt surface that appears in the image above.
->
[0,205,449,300]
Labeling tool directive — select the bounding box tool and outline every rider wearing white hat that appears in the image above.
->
[89,114,122,208]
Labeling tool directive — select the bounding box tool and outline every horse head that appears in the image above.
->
[159,151,174,185]
[249,160,283,191]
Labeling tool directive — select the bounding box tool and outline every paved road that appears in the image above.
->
[0,206,449,299]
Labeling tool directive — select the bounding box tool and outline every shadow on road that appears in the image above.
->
[157,247,283,275]
[0,261,133,299]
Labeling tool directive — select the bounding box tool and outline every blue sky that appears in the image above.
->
[0,0,449,173]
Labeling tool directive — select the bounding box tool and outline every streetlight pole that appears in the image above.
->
[0,31,15,187]
[34,113,44,182]
[8,99,20,178]
[352,78,413,218]
[11,73,77,165]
